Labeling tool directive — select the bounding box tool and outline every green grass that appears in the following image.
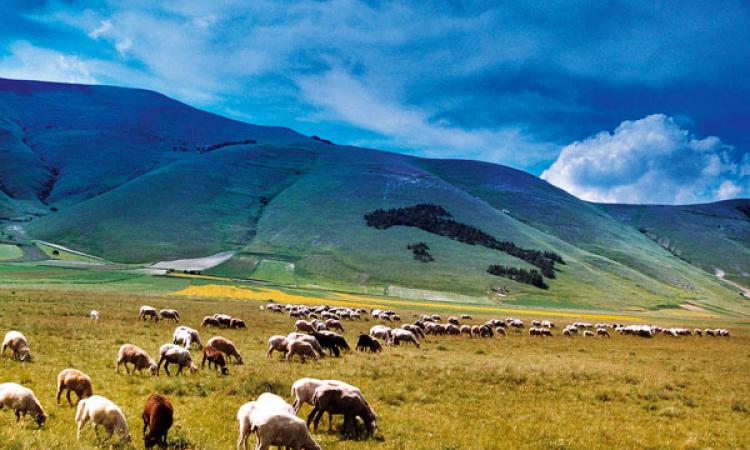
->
[0,288,748,449]
[250,259,296,285]
[0,244,22,261]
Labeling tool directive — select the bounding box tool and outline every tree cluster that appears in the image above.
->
[197,139,257,153]
[407,242,434,263]
[487,265,547,289]
[364,204,563,278]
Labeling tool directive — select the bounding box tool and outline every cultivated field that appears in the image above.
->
[0,289,749,449]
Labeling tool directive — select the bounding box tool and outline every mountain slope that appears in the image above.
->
[602,200,750,286]
[0,78,747,313]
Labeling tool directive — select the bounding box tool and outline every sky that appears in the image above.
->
[0,0,748,204]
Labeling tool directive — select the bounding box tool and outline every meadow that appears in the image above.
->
[0,288,749,450]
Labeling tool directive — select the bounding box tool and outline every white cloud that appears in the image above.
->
[88,20,112,39]
[296,68,556,166]
[717,181,742,200]
[0,41,97,84]
[541,114,748,204]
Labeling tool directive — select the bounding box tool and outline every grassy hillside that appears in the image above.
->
[0,77,747,312]
[602,200,750,286]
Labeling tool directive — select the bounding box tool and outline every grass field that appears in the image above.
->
[0,244,23,261]
[0,288,748,449]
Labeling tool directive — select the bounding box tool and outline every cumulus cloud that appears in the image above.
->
[541,114,748,204]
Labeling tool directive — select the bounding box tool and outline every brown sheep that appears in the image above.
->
[56,369,93,406]
[2,331,32,361]
[201,346,229,375]
[286,340,318,363]
[324,319,344,332]
[116,344,158,375]
[201,316,221,328]
[229,318,247,329]
[266,335,288,358]
[142,393,173,448]
[307,385,377,437]
[206,336,243,364]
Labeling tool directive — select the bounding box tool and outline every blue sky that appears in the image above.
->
[0,0,748,204]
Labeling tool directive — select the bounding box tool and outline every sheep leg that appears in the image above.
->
[328,412,334,431]
[163,362,171,376]
[77,416,89,440]
[15,410,20,421]
[176,364,184,375]
[306,407,319,429]
[201,354,206,369]
[66,390,73,406]
[56,384,63,405]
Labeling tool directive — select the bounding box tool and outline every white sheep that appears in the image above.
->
[286,333,324,356]
[390,328,420,347]
[266,335,288,358]
[138,305,159,322]
[0,382,47,426]
[369,325,392,341]
[236,393,296,450]
[90,310,100,320]
[116,344,158,375]
[173,326,203,349]
[2,330,32,361]
[252,412,321,450]
[158,343,198,375]
[75,395,131,443]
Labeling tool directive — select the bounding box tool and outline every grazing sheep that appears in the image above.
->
[201,346,229,375]
[286,340,318,363]
[2,330,32,361]
[295,320,316,333]
[324,319,344,332]
[139,306,159,322]
[531,320,542,327]
[266,335,289,358]
[307,385,377,437]
[237,392,301,449]
[529,327,552,336]
[391,329,420,348]
[694,328,703,337]
[56,368,93,406]
[355,335,382,353]
[214,314,233,328]
[541,320,555,328]
[142,393,173,449]
[173,326,203,349]
[76,395,130,443]
[401,324,425,339]
[202,316,221,328]
[448,316,460,325]
[582,330,594,337]
[509,319,525,330]
[461,314,472,320]
[596,328,611,338]
[253,411,322,450]
[90,310,100,320]
[159,309,180,322]
[369,325,392,341]
[116,344,158,375]
[158,344,198,376]
[286,333,324,356]
[292,378,360,413]
[479,324,494,338]
[311,332,349,357]
[459,325,471,336]
[495,326,506,336]
[230,318,247,329]
[0,382,46,426]
[470,325,480,338]
[206,336,243,364]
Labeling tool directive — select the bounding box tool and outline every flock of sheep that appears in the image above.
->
[0,301,732,449]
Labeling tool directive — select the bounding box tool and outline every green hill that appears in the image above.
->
[1,78,748,314]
